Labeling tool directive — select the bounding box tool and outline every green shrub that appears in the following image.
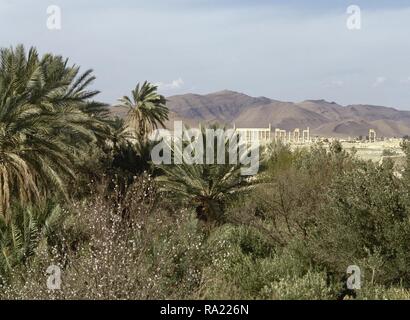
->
[260,271,333,300]
[357,284,410,300]
[306,160,410,286]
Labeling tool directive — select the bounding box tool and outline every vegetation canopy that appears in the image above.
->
[1,45,410,300]
[0,45,108,219]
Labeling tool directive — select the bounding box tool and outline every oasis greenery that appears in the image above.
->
[1,45,410,300]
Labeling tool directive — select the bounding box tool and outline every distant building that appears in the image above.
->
[369,129,377,143]
[234,124,311,145]
[234,124,272,145]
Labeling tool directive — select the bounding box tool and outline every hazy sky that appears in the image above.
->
[1,0,410,109]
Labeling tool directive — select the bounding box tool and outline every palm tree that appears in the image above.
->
[157,126,256,227]
[104,117,160,190]
[109,117,134,153]
[117,81,168,140]
[0,45,107,219]
[0,201,64,278]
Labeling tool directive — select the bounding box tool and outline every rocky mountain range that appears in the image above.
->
[111,90,410,138]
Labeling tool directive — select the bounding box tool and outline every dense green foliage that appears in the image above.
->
[0,45,108,219]
[1,45,410,300]
[157,126,253,228]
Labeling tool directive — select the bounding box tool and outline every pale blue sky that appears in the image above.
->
[1,0,410,109]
